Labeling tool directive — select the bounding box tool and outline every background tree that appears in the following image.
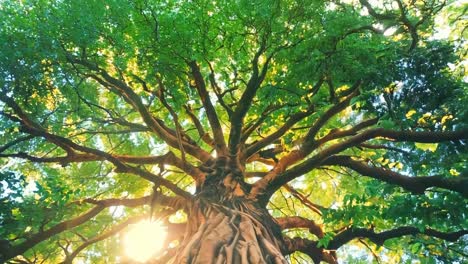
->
[1,0,467,263]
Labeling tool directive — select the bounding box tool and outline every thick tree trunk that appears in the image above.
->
[169,200,288,264]
[168,157,289,264]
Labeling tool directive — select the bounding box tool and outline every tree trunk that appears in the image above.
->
[169,200,288,264]
[168,157,289,264]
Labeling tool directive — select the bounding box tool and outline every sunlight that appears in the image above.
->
[123,220,167,263]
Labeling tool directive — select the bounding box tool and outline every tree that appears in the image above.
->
[0,0,467,263]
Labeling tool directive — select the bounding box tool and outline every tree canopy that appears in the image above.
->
[0,0,467,263]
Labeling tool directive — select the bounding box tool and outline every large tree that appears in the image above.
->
[1,0,467,263]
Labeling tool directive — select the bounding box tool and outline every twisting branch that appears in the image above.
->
[0,151,203,180]
[3,205,106,261]
[313,118,379,148]
[359,0,446,51]
[67,56,212,162]
[228,39,272,157]
[245,105,315,159]
[188,60,228,155]
[322,155,468,197]
[276,216,323,238]
[61,216,143,264]
[0,95,194,198]
[3,195,184,262]
[0,94,74,155]
[327,226,468,249]
[284,237,337,264]
[184,105,215,147]
[248,84,361,202]
[283,185,324,216]
[0,135,35,153]
[302,81,361,149]
[155,77,189,164]
[251,126,468,203]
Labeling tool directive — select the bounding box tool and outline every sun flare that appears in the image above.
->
[123,220,167,263]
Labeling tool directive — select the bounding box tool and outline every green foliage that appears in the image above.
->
[0,0,466,263]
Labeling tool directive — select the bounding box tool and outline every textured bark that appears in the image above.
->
[169,201,288,264]
[168,157,289,264]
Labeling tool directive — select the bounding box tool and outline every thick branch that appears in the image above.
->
[323,155,468,197]
[0,95,194,198]
[245,106,314,159]
[188,61,228,154]
[301,81,360,151]
[276,216,323,238]
[4,205,106,261]
[69,57,212,162]
[313,118,379,148]
[80,192,186,210]
[292,128,467,177]
[328,226,468,249]
[251,127,468,203]
[284,237,337,264]
[0,150,203,181]
[3,194,183,262]
[228,42,271,157]
[359,0,396,20]
[248,88,362,201]
[184,105,215,147]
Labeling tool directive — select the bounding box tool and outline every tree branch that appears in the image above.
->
[61,216,143,264]
[283,185,324,216]
[245,105,315,159]
[188,60,228,155]
[68,57,212,162]
[276,216,323,238]
[248,86,362,201]
[0,150,203,181]
[0,135,35,153]
[328,226,468,249]
[228,40,271,157]
[301,81,361,151]
[3,194,185,262]
[206,60,234,117]
[184,105,215,147]
[284,237,337,264]
[322,155,468,197]
[0,94,195,198]
[3,205,106,261]
[251,127,467,204]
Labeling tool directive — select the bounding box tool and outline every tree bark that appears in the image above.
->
[169,157,289,264]
[169,201,288,264]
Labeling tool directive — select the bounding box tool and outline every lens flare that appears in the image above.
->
[123,220,167,262]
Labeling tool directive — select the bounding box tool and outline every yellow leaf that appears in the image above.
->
[12,208,20,216]
[417,117,427,125]
[441,114,453,124]
[405,109,417,119]
[396,162,403,170]
[336,85,350,93]
[415,142,438,152]
[449,169,460,176]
